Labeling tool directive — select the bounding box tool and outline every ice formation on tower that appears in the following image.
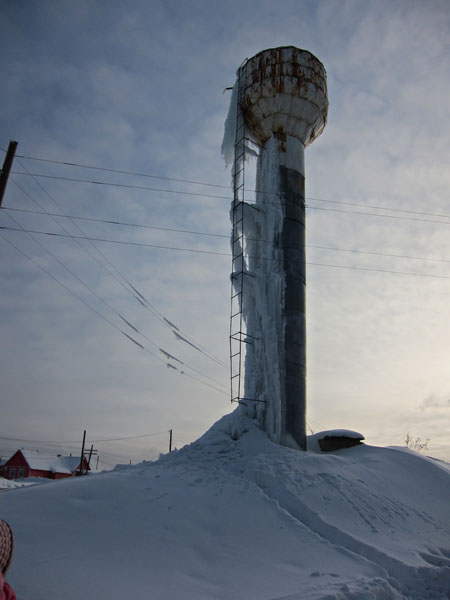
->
[223,47,328,450]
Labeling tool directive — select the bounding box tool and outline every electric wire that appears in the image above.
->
[306,205,450,226]
[11,168,149,305]
[9,179,229,370]
[2,224,450,279]
[4,188,229,387]
[9,151,450,220]
[1,209,146,338]
[0,232,132,336]
[306,261,450,279]
[2,214,229,387]
[3,206,450,265]
[14,152,232,191]
[0,214,228,389]
[0,232,229,394]
[307,196,450,221]
[11,171,235,202]
[3,206,229,239]
[12,166,182,315]
[0,432,167,444]
[0,224,232,256]
[12,170,450,224]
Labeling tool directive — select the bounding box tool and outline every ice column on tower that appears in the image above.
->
[225,47,328,450]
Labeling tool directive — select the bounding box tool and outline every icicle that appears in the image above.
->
[121,331,144,350]
[172,330,202,352]
[119,315,139,334]
[163,317,179,331]
[159,348,184,365]
[221,79,238,169]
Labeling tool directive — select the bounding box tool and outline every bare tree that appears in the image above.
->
[404,433,429,454]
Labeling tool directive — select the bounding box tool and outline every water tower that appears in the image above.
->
[228,46,328,450]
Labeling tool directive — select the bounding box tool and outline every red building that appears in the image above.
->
[0,450,90,480]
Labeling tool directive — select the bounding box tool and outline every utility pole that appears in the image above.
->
[169,429,173,453]
[87,444,94,467]
[0,141,18,207]
[79,430,86,476]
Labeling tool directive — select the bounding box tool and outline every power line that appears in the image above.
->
[3,206,450,265]
[0,232,229,393]
[11,167,166,313]
[11,171,235,202]
[0,432,167,444]
[307,244,450,265]
[15,153,232,191]
[0,231,135,334]
[10,168,154,308]
[9,178,229,370]
[307,261,450,279]
[11,170,450,224]
[179,370,228,396]
[1,218,228,382]
[307,205,450,226]
[2,225,450,279]
[307,196,450,221]
[0,215,230,382]
[2,206,230,239]
[90,432,168,442]
[0,224,232,256]
[10,152,450,221]
[1,210,147,340]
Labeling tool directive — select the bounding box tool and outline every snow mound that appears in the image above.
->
[0,477,40,490]
[1,412,449,600]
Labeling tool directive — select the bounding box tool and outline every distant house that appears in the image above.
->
[0,450,90,480]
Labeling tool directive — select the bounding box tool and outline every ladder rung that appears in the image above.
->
[230,332,244,340]
[240,397,266,404]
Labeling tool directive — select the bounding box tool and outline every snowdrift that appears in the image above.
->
[1,412,449,599]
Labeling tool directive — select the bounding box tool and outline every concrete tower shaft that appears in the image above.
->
[237,47,328,451]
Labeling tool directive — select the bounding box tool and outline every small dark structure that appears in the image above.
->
[316,430,365,452]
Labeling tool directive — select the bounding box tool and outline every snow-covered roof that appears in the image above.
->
[307,429,365,452]
[315,429,364,440]
[19,451,85,474]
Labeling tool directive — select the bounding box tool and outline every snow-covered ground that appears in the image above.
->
[1,411,449,599]
[0,477,42,490]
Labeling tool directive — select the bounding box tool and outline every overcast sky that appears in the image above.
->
[0,0,449,466]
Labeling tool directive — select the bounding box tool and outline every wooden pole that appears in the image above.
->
[169,429,173,453]
[0,141,18,207]
[87,444,94,468]
[79,430,86,476]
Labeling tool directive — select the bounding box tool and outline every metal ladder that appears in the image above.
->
[229,69,260,405]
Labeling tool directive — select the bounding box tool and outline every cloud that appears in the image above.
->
[1,0,449,464]
[420,394,450,412]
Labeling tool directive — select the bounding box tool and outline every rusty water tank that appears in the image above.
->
[237,46,328,147]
